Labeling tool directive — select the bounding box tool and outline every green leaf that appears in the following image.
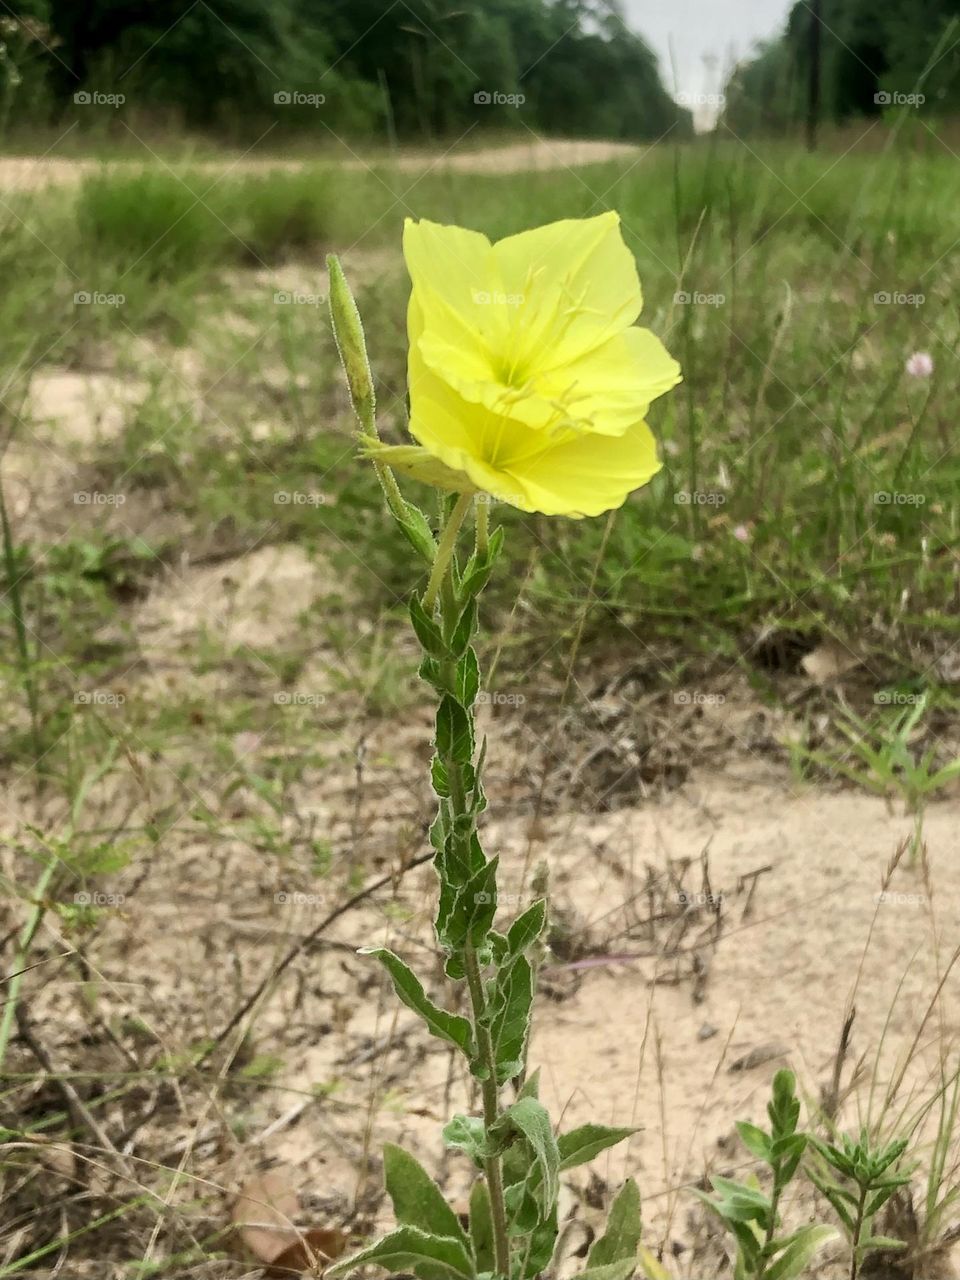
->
[456,648,481,708]
[737,1121,772,1163]
[410,595,447,657]
[558,1123,639,1171]
[450,597,478,657]
[361,948,473,1055]
[858,1234,907,1251]
[327,1225,474,1280]
[519,1205,559,1280]
[468,1179,494,1272]
[488,955,534,1084]
[396,502,438,564]
[445,856,499,957]
[490,1097,559,1219]
[431,756,450,797]
[506,899,547,957]
[383,1144,469,1248]
[518,1067,541,1100]
[443,1114,486,1165]
[763,1225,836,1280]
[574,1262,640,1280]
[588,1178,642,1271]
[437,695,473,765]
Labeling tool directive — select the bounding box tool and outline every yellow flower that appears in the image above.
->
[373,211,681,518]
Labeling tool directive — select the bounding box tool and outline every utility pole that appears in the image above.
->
[806,0,822,150]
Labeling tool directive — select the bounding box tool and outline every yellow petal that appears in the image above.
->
[491,211,642,370]
[502,416,663,517]
[408,349,662,518]
[402,218,507,374]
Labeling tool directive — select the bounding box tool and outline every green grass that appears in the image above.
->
[3,131,960,774]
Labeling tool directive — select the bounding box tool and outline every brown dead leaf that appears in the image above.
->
[801,640,860,684]
[233,1168,347,1276]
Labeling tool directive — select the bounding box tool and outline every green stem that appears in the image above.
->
[423,492,473,611]
[850,1187,867,1280]
[475,497,489,557]
[465,942,511,1279]
[0,856,58,1070]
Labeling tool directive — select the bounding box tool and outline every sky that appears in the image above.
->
[623,0,794,116]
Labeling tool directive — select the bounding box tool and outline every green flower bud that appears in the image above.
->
[326,254,376,430]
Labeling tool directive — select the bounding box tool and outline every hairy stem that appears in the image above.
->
[465,942,511,1278]
[424,492,473,611]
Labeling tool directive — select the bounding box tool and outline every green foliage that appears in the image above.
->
[807,1129,911,1277]
[696,1071,836,1280]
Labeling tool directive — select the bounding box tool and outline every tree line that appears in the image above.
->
[724,0,960,134]
[2,0,690,142]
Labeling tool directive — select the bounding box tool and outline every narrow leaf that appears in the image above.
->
[327,1225,474,1280]
[558,1124,639,1171]
[588,1178,642,1270]
[361,948,472,1054]
[383,1145,468,1247]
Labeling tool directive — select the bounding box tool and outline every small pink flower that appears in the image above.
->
[905,351,934,378]
[732,524,751,543]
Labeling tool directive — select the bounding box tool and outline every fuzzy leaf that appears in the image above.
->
[384,1144,469,1248]
[490,1097,559,1218]
[588,1178,642,1271]
[558,1123,639,1170]
[489,955,534,1084]
[327,1225,474,1280]
[763,1225,836,1280]
[361,949,472,1054]
[443,1114,486,1165]
[410,595,447,658]
[506,899,547,957]
[469,1179,494,1272]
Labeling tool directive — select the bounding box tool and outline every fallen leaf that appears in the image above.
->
[233,1168,347,1276]
[801,641,859,684]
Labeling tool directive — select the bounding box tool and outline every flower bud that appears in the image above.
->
[327,254,376,429]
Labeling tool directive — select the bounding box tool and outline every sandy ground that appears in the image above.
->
[0,139,642,193]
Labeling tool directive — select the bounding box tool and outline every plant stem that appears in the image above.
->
[850,1187,867,1280]
[475,497,489,556]
[423,491,473,611]
[465,942,511,1279]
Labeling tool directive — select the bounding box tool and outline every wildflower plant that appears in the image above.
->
[324,214,679,1280]
[806,1129,911,1280]
[694,1070,836,1280]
